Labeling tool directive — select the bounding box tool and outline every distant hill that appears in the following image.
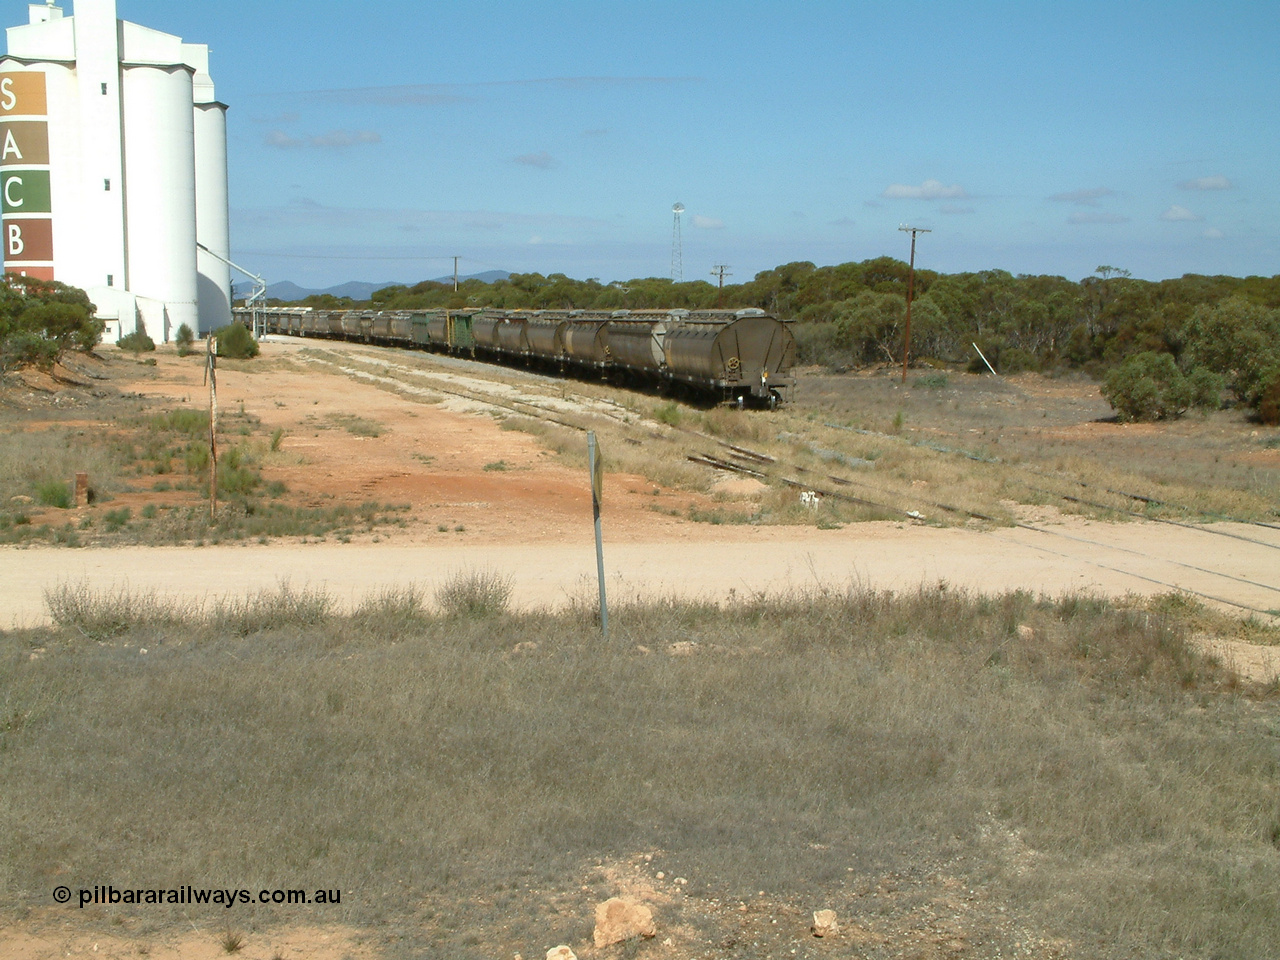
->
[263,271,510,303]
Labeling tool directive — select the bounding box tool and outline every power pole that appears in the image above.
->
[898,225,931,382]
[711,264,732,306]
[453,256,460,292]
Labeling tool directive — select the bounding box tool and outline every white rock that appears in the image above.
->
[546,947,576,960]
[812,909,839,937]
[593,898,656,948]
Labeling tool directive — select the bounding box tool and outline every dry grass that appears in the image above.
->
[2,582,1278,958]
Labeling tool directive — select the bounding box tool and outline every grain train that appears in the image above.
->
[232,306,797,407]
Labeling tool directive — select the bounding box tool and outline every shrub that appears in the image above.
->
[215,446,261,497]
[434,568,512,618]
[1101,352,1215,422]
[1,330,60,370]
[214,322,259,359]
[118,327,156,353]
[1258,375,1280,426]
[654,401,683,427]
[103,507,131,531]
[35,480,72,509]
[175,323,196,356]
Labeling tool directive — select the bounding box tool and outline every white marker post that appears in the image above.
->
[588,431,608,640]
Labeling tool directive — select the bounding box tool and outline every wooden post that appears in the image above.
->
[205,334,218,520]
[588,431,608,640]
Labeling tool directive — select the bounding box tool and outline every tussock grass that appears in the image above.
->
[326,413,384,438]
[43,580,333,640]
[3,583,1277,957]
[44,582,187,640]
[434,567,513,618]
[208,582,333,636]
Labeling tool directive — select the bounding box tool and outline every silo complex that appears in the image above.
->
[0,0,230,338]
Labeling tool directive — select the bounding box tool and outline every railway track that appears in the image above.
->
[297,341,1280,619]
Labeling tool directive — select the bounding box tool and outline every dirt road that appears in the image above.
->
[5,516,1278,618]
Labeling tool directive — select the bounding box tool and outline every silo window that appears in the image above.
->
[107,275,113,287]
[104,179,110,191]
[100,83,107,95]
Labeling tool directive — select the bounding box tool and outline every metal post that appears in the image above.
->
[588,431,608,640]
[453,256,460,292]
[899,225,931,382]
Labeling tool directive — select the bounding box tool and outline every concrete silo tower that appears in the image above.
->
[0,0,230,339]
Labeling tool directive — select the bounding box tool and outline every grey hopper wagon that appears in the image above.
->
[664,309,795,404]
[237,304,796,407]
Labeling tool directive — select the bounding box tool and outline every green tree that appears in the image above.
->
[1101,352,1220,422]
[1181,297,1280,408]
[0,275,102,371]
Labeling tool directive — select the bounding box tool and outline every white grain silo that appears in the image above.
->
[0,0,230,339]
[189,43,231,331]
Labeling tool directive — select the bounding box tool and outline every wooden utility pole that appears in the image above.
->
[204,335,218,520]
[711,264,732,306]
[899,225,931,382]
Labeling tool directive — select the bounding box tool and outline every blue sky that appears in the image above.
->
[74,2,1280,287]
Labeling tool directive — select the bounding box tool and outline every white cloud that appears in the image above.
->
[288,77,701,109]
[1049,187,1115,206]
[882,179,967,200]
[692,215,724,229]
[1179,175,1232,191]
[1067,212,1129,225]
[514,151,554,169]
[266,130,381,149]
[1160,205,1202,222]
[311,130,381,148]
[1203,227,1224,239]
